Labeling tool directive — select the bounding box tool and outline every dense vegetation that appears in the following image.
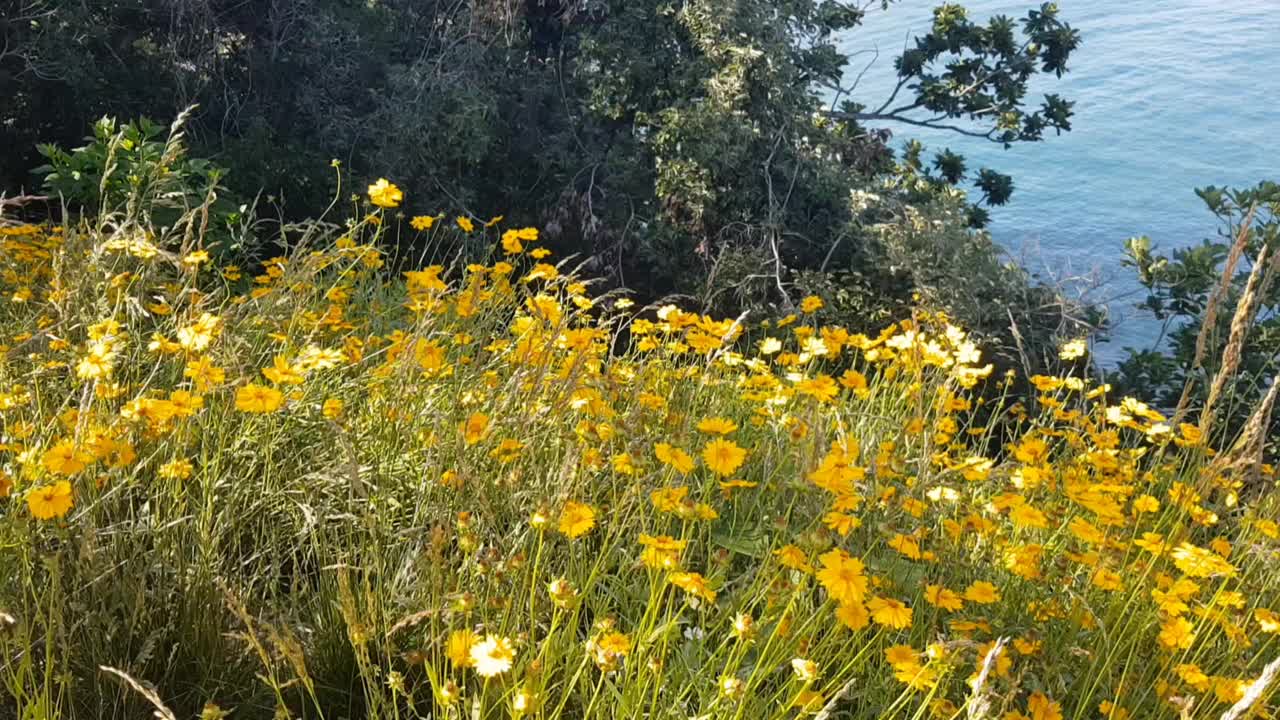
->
[1,0,1092,371]
[0,157,1278,719]
[2,1,1280,719]
[1111,182,1280,452]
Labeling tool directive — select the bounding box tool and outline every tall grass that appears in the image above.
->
[0,153,1278,720]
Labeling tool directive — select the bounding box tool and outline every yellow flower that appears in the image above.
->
[1176,423,1203,446]
[888,533,922,559]
[367,178,403,208]
[1058,338,1087,360]
[884,645,918,668]
[668,571,717,603]
[169,390,204,418]
[800,295,824,313]
[322,398,344,420]
[867,596,913,629]
[27,481,74,520]
[558,501,596,539]
[795,375,839,403]
[468,635,514,677]
[456,217,475,233]
[1175,663,1210,690]
[924,584,963,611]
[1013,637,1041,655]
[654,443,696,474]
[792,689,823,712]
[638,534,687,570]
[184,356,226,392]
[836,600,869,630]
[839,369,869,397]
[816,549,867,604]
[262,354,305,385]
[1098,701,1129,720]
[1091,568,1123,592]
[158,458,194,480]
[1255,608,1280,634]
[790,658,819,683]
[892,660,937,690]
[1027,692,1062,720]
[446,628,477,668]
[501,229,524,255]
[1158,616,1196,650]
[490,439,525,463]
[651,486,690,514]
[775,545,813,573]
[42,440,92,476]
[1003,543,1043,580]
[697,416,739,435]
[702,438,747,477]
[1170,542,1237,578]
[824,511,861,536]
[177,313,222,352]
[1009,503,1049,530]
[963,581,1000,604]
[462,412,490,445]
[410,215,438,231]
[235,384,284,414]
[588,630,632,671]
[1068,516,1105,545]
[76,342,117,379]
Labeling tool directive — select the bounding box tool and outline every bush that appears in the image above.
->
[33,112,251,258]
[1111,181,1280,458]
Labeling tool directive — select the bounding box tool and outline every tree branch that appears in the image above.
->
[825,110,1000,141]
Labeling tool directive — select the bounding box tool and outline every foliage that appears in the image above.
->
[0,164,1278,720]
[829,2,1080,211]
[859,2,1079,145]
[799,177,1095,375]
[32,114,246,244]
[0,0,1085,366]
[1111,182,1280,454]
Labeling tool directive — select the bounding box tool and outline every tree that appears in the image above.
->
[540,0,1080,332]
[826,2,1080,212]
[2,0,1086,356]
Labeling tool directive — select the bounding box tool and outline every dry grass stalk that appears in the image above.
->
[1173,205,1255,424]
[98,665,177,720]
[1199,240,1279,438]
[1210,375,1280,486]
[1219,653,1280,720]
[812,677,858,720]
[966,637,1007,720]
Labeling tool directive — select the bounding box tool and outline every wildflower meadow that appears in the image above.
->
[1,153,1278,719]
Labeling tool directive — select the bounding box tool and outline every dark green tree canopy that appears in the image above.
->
[2,0,1082,352]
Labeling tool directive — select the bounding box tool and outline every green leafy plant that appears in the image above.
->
[34,112,250,254]
[1112,181,1280,456]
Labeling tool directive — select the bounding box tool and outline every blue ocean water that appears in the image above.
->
[838,1,1280,362]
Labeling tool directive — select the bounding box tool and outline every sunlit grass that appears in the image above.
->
[0,176,1277,720]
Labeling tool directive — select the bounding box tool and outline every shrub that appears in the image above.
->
[1112,181,1280,457]
[33,112,250,257]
